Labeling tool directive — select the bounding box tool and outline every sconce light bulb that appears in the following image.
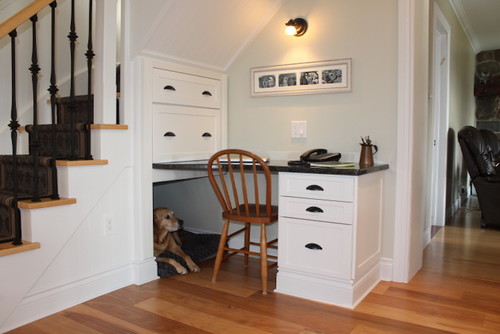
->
[285,25,297,36]
[284,18,308,37]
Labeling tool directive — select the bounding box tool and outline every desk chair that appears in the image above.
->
[207,149,278,294]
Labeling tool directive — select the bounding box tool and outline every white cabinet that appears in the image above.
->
[152,105,219,162]
[276,171,384,309]
[151,65,226,163]
[153,68,221,109]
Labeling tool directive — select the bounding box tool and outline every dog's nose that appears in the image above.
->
[178,219,184,228]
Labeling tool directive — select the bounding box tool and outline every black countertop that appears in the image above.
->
[153,160,389,176]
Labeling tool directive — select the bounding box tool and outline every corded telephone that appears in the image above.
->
[288,148,341,166]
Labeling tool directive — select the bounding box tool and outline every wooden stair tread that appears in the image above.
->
[18,197,77,210]
[90,124,128,130]
[0,240,40,257]
[56,159,108,166]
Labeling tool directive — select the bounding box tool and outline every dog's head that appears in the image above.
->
[153,207,183,232]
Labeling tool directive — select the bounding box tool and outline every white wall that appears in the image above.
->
[229,0,398,259]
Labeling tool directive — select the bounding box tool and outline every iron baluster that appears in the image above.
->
[85,0,94,160]
[68,0,78,160]
[9,29,22,245]
[48,1,59,159]
[29,14,41,202]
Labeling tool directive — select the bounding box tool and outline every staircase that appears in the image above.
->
[0,1,157,331]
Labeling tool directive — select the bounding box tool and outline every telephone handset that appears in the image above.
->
[288,148,341,166]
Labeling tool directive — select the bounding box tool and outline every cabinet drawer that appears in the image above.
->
[153,105,218,162]
[153,68,221,108]
[278,217,352,279]
[279,173,354,202]
[279,196,353,224]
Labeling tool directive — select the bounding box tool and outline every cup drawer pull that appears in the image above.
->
[202,90,213,96]
[305,243,323,250]
[164,131,176,137]
[306,206,323,213]
[202,132,212,137]
[163,85,176,91]
[306,184,324,191]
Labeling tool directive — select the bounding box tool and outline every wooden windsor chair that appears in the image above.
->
[207,149,278,294]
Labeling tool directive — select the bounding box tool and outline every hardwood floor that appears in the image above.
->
[8,197,500,333]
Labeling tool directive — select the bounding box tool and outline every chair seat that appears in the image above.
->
[223,204,278,224]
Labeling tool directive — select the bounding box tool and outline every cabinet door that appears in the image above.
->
[153,68,221,108]
[278,217,353,280]
[153,105,218,162]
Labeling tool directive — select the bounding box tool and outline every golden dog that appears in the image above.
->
[153,207,200,274]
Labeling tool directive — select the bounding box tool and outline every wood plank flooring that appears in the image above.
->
[8,197,500,333]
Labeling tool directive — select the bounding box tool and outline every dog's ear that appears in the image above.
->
[153,209,159,224]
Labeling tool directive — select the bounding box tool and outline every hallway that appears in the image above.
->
[424,196,500,282]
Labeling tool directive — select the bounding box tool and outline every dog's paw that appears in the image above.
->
[174,265,188,275]
[190,264,201,272]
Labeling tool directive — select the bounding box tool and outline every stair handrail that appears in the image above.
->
[0,0,54,39]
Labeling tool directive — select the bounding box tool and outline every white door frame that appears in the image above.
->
[393,0,434,283]
[393,0,415,283]
[426,3,451,245]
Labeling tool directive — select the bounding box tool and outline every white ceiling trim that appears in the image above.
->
[448,0,480,53]
[141,49,227,73]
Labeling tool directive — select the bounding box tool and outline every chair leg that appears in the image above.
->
[260,223,268,295]
[212,219,230,283]
[244,223,250,265]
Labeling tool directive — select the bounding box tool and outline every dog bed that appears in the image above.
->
[157,230,220,278]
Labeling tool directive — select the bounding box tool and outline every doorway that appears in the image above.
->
[426,3,450,246]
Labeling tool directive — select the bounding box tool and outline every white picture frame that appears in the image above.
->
[251,59,352,97]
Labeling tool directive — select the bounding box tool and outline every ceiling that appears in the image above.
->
[450,0,500,53]
[128,0,283,71]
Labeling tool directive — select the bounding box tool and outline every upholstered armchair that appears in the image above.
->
[458,126,500,228]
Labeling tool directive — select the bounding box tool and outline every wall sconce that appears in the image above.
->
[285,18,308,37]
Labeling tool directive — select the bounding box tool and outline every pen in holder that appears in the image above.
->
[359,136,378,167]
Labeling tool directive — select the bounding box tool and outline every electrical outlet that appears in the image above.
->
[104,215,113,235]
[291,120,307,138]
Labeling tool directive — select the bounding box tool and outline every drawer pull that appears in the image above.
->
[202,132,212,137]
[202,90,213,96]
[163,85,176,91]
[164,131,176,137]
[306,184,324,191]
[305,243,323,250]
[306,206,324,213]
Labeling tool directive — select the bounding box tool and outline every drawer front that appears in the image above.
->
[153,68,221,108]
[153,105,218,162]
[279,173,354,202]
[278,217,352,279]
[279,196,353,225]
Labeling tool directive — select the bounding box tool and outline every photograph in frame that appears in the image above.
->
[251,59,352,97]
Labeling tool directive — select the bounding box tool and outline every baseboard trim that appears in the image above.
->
[380,257,393,281]
[133,257,159,285]
[2,263,136,333]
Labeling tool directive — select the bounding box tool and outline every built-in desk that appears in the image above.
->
[153,160,388,308]
[153,160,388,177]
